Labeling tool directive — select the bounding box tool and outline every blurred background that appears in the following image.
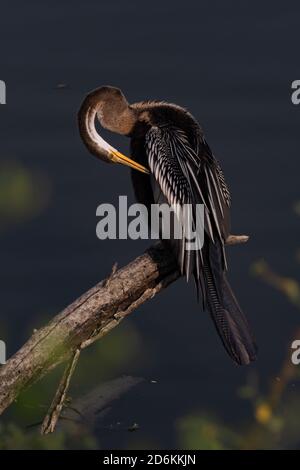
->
[0,0,300,449]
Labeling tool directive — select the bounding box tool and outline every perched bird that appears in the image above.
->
[78,86,257,365]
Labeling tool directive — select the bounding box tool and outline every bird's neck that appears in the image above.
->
[100,105,137,136]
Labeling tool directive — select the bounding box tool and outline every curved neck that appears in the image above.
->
[78,89,149,174]
[78,97,118,162]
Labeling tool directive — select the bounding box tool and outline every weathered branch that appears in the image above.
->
[0,242,179,416]
[0,235,248,417]
[40,348,81,434]
[226,234,249,245]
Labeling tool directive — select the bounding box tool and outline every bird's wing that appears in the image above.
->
[145,125,229,292]
[196,135,231,238]
[145,125,257,365]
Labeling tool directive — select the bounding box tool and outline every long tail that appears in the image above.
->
[202,241,257,365]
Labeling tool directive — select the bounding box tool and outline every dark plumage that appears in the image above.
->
[78,86,257,365]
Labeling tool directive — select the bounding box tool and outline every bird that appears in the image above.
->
[78,85,257,365]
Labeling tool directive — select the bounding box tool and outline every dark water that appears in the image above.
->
[1,0,300,449]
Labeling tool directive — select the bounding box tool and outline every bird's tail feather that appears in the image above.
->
[202,244,257,365]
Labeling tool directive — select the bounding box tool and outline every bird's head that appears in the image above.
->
[78,86,148,173]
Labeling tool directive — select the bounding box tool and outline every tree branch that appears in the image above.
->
[40,347,81,434]
[0,242,179,416]
[0,235,248,418]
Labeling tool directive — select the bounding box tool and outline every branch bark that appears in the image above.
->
[0,242,179,416]
[40,348,81,434]
[0,235,248,418]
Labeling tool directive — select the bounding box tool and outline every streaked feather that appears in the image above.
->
[140,120,256,365]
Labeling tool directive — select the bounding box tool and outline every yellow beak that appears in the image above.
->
[110,149,149,174]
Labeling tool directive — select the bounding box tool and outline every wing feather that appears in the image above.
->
[145,125,228,291]
[142,124,256,365]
